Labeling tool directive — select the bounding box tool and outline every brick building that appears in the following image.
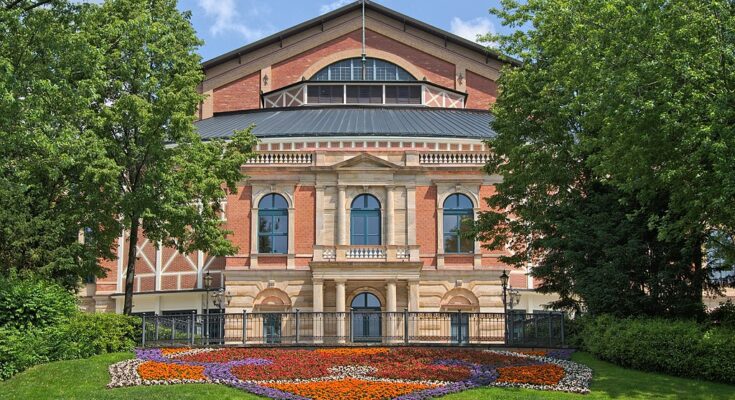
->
[82,1,560,336]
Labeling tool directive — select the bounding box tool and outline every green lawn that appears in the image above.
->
[0,352,733,400]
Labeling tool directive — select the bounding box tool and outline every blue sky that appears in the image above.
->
[178,0,508,62]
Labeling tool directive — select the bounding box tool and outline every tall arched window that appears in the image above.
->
[312,58,416,81]
[351,194,381,245]
[258,194,288,254]
[443,193,474,253]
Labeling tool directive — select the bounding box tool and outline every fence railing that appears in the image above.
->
[139,311,566,348]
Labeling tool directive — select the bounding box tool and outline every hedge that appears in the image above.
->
[581,315,735,384]
[0,276,140,381]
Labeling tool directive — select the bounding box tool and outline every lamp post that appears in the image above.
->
[500,270,509,344]
[204,272,212,342]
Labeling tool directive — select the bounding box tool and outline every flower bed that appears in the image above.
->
[108,347,591,399]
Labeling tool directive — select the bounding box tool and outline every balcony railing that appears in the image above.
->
[139,311,567,347]
[245,152,313,165]
[313,245,420,262]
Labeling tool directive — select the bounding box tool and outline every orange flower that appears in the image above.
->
[161,348,191,356]
[315,348,390,357]
[496,364,565,386]
[137,361,206,381]
[519,351,547,357]
[263,378,437,400]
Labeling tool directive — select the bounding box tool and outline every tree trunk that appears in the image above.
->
[122,217,140,315]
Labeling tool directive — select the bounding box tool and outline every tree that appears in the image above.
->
[475,0,733,316]
[83,0,256,314]
[0,0,115,289]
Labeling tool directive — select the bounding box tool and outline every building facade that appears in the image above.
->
[82,1,557,323]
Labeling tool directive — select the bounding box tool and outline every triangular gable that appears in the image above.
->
[331,152,401,170]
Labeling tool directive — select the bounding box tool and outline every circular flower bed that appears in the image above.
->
[108,347,591,399]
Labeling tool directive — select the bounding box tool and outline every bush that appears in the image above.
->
[0,327,51,380]
[708,300,735,328]
[0,275,77,330]
[51,313,140,360]
[581,315,735,384]
[0,313,140,381]
[0,276,141,381]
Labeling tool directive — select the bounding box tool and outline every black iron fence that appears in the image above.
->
[140,311,565,347]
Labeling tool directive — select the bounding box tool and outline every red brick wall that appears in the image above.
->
[466,70,497,110]
[295,186,316,255]
[213,72,260,113]
[224,186,252,257]
[272,29,455,90]
[415,186,437,267]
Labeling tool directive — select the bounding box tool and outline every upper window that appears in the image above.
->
[312,58,416,81]
[443,194,474,254]
[350,194,381,245]
[258,194,288,254]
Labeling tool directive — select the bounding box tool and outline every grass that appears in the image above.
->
[1,352,733,400]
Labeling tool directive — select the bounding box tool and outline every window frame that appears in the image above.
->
[257,193,289,254]
[312,58,416,82]
[443,193,474,254]
[350,194,382,246]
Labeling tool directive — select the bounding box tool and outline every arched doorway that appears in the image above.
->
[351,292,381,342]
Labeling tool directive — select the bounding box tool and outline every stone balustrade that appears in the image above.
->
[313,245,420,262]
[419,152,489,165]
[246,152,313,165]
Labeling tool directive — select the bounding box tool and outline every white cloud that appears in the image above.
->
[449,16,495,44]
[197,0,269,42]
[319,0,353,14]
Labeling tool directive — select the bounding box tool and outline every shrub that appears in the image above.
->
[581,315,735,384]
[708,300,735,328]
[0,275,77,330]
[0,327,51,380]
[51,313,140,360]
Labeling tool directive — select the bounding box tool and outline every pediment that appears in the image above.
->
[331,153,402,170]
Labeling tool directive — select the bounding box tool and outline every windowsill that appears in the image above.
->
[253,253,290,257]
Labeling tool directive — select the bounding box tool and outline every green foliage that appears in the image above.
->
[708,300,735,329]
[0,312,139,381]
[78,0,257,314]
[51,313,140,360]
[581,315,735,384]
[0,276,77,330]
[473,0,733,316]
[0,1,115,289]
[0,328,50,381]
[0,0,257,294]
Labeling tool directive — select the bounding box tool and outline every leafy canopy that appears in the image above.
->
[475,0,734,316]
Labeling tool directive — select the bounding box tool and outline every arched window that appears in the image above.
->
[312,58,416,81]
[351,292,381,309]
[443,193,474,253]
[350,194,381,245]
[258,194,288,254]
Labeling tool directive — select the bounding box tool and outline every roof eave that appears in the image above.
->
[200,1,520,70]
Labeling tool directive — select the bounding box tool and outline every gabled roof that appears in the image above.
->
[201,1,517,70]
[194,106,495,140]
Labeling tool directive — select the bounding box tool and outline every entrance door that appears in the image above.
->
[351,292,381,342]
[450,313,469,344]
[263,313,282,344]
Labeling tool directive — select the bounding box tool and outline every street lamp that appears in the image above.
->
[211,288,233,310]
[500,270,509,344]
[204,272,213,342]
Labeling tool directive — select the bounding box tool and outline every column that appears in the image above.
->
[408,280,420,311]
[312,279,323,344]
[386,280,397,342]
[436,202,445,269]
[337,186,347,245]
[335,280,346,343]
[407,280,420,339]
[386,186,395,245]
[287,205,296,269]
[315,186,324,245]
[250,205,259,268]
